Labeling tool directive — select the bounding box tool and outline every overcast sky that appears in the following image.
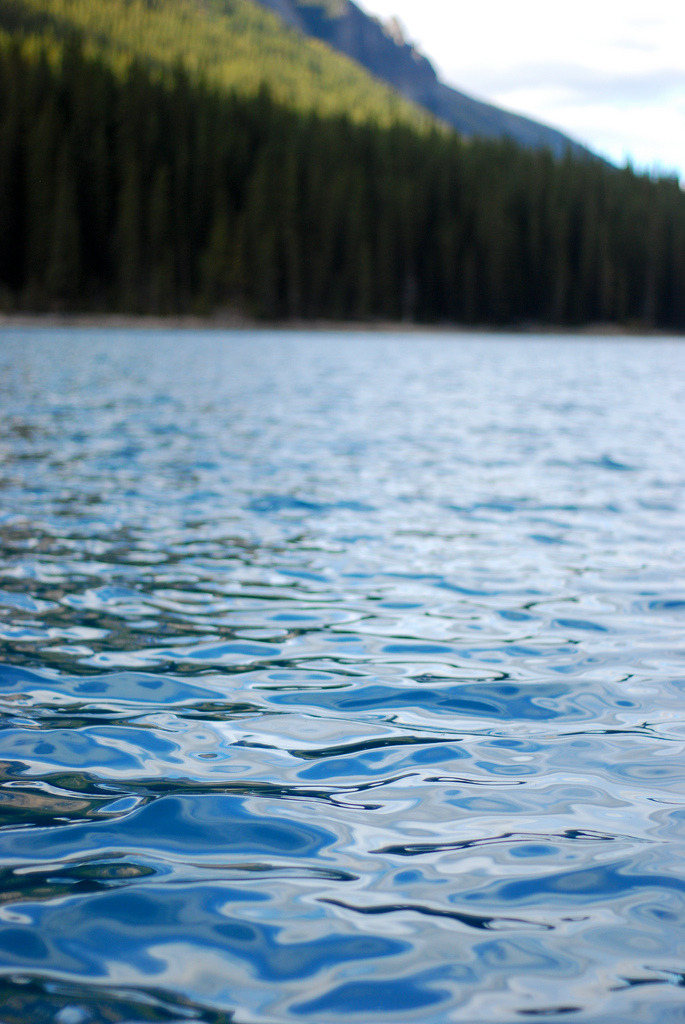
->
[358,0,685,180]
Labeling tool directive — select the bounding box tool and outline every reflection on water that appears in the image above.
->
[1,328,685,1023]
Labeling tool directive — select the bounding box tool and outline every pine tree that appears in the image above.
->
[114,155,143,311]
[45,137,81,305]
[147,163,175,313]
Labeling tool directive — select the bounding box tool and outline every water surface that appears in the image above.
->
[1,328,685,1023]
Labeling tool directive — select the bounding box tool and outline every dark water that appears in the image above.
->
[2,328,685,1024]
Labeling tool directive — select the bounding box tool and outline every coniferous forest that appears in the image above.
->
[1,3,685,326]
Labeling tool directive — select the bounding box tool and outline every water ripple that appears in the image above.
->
[2,329,685,1023]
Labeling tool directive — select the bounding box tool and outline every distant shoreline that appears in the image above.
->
[0,312,680,337]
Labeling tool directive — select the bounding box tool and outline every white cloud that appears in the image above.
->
[357,0,685,178]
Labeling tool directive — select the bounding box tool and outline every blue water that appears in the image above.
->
[2,328,685,1023]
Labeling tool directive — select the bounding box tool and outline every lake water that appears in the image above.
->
[2,327,685,1023]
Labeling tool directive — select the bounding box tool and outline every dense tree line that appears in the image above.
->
[1,39,684,326]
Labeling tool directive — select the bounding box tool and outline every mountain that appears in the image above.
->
[0,0,585,152]
[0,0,432,128]
[256,0,586,156]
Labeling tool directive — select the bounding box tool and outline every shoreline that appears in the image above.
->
[0,311,680,337]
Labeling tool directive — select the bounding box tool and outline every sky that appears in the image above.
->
[358,0,685,180]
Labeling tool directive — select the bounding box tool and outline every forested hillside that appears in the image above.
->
[0,0,429,126]
[0,0,684,327]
